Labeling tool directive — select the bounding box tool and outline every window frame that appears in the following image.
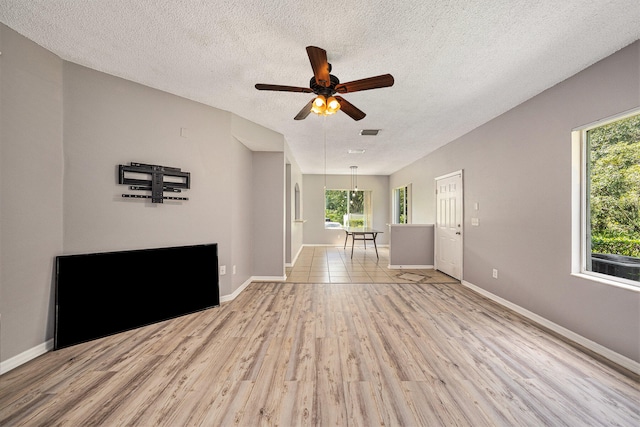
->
[571,107,640,291]
[324,188,372,229]
[392,184,411,224]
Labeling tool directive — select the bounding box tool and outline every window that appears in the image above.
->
[573,110,639,287]
[393,184,411,224]
[325,189,372,228]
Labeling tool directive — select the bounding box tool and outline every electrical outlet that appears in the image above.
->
[492,269,498,279]
[220,265,226,275]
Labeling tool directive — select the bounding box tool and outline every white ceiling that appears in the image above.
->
[1,0,639,175]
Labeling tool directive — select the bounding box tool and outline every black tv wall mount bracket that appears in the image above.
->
[118,162,190,203]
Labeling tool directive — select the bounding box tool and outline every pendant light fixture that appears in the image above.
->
[350,165,358,196]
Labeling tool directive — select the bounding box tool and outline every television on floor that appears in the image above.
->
[54,243,219,349]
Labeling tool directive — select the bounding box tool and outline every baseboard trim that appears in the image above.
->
[461,279,640,375]
[251,275,286,282]
[220,277,254,303]
[0,339,54,375]
[388,264,434,270]
[220,275,285,302]
[286,246,305,268]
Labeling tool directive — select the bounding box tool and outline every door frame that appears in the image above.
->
[434,170,464,280]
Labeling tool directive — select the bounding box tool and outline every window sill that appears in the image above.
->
[571,272,640,292]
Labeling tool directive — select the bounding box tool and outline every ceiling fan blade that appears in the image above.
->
[335,96,366,121]
[294,99,315,120]
[335,74,394,93]
[306,46,331,87]
[255,83,314,93]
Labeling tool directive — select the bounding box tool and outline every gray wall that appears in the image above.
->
[390,41,640,362]
[388,224,434,267]
[62,62,248,297]
[252,151,285,277]
[286,151,305,264]
[303,174,390,245]
[0,25,64,364]
[230,139,254,290]
[0,23,288,366]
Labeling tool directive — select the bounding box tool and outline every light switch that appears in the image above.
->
[220,265,226,275]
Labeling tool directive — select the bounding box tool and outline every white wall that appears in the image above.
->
[390,41,640,363]
[303,174,390,245]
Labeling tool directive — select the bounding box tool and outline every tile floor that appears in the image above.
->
[285,245,457,284]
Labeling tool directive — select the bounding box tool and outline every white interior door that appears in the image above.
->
[435,171,463,279]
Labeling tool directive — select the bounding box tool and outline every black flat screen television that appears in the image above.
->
[54,243,219,349]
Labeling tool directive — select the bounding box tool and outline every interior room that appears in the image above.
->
[1,1,639,425]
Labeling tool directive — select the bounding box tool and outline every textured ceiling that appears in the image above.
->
[1,0,639,175]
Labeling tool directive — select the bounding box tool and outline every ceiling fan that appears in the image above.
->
[255,46,394,121]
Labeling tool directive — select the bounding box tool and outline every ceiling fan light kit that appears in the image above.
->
[310,95,341,116]
[255,46,394,121]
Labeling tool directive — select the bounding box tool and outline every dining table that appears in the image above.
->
[342,227,383,259]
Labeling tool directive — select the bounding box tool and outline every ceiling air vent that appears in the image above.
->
[359,129,379,136]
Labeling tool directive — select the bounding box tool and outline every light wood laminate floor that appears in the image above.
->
[1,265,639,425]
